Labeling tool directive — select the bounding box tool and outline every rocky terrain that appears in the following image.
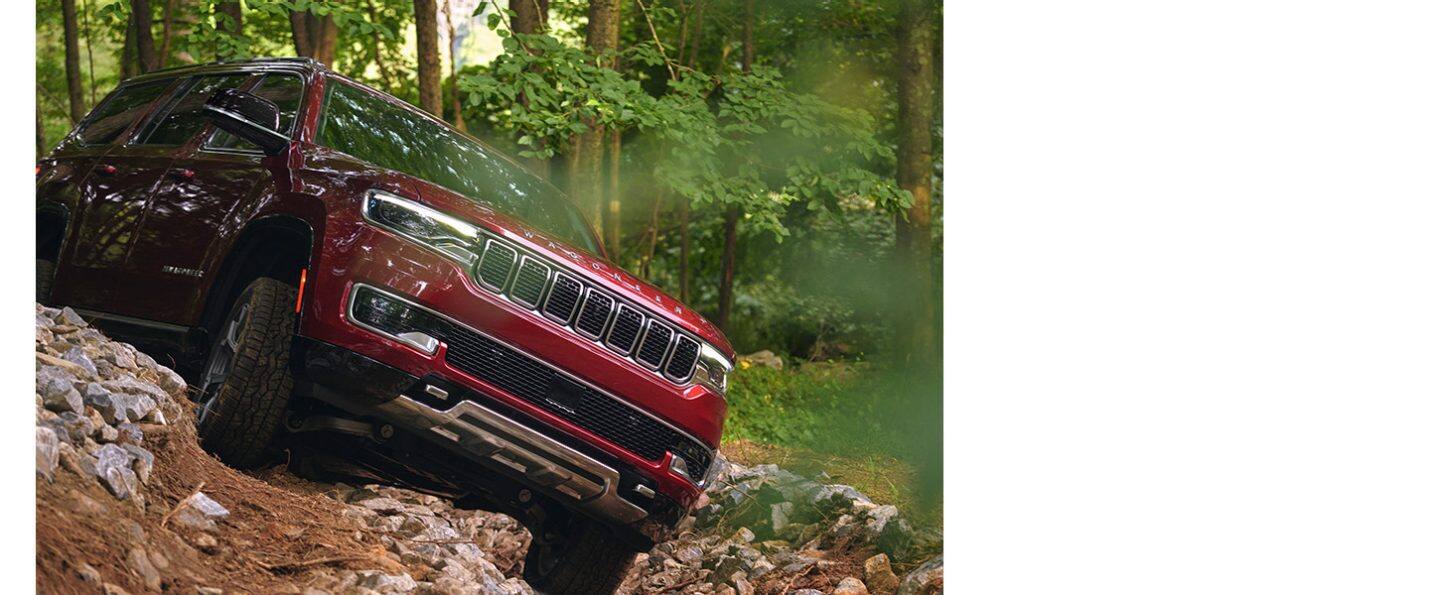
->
[35,303,942,593]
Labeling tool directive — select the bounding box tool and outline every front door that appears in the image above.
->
[129,72,305,325]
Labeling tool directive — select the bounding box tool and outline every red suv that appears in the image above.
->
[36,58,733,593]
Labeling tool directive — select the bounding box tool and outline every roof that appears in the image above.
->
[126,57,328,83]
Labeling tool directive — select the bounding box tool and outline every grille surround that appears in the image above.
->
[348,284,714,483]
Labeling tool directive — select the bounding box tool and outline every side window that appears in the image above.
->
[74,81,171,145]
[137,74,252,146]
[206,74,304,151]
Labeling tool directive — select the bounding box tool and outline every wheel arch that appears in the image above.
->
[199,214,314,337]
[37,203,69,262]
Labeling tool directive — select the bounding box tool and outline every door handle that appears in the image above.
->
[169,168,196,180]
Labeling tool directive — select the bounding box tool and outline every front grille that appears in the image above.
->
[465,230,704,384]
[606,305,644,355]
[636,322,672,369]
[509,259,550,308]
[543,274,583,323]
[350,286,713,482]
[477,241,517,290]
[666,336,700,382]
[574,291,614,338]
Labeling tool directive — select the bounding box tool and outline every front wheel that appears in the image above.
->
[523,517,637,595]
[196,277,297,469]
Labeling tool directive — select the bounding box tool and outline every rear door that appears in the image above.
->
[131,72,306,325]
[53,78,179,314]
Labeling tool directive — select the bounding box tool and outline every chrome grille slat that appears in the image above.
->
[477,240,518,291]
[574,290,615,339]
[509,257,551,308]
[665,336,700,382]
[635,322,673,369]
[605,305,644,356]
[542,273,584,324]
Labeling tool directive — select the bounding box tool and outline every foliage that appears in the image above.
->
[460,10,909,242]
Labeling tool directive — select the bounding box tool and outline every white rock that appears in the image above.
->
[36,426,60,481]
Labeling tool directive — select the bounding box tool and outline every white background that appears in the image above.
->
[7,0,1440,592]
[949,0,1440,592]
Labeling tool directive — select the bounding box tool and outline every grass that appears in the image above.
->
[720,359,943,528]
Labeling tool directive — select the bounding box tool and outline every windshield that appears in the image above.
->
[316,78,600,254]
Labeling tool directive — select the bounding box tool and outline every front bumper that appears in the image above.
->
[295,218,724,512]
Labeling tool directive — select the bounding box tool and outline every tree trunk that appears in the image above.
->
[216,0,242,35]
[61,0,86,125]
[678,199,691,304]
[510,0,548,34]
[510,0,550,176]
[121,15,137,79]
[605,128,621,257]
[83,0,97,104]
[36,101,45,159]
[132,0,157,73]
[444,0,466,131]
[571,0,621,226]
[685,0,706,69]
[290,10,337,67]
[715,0,754,332]
[157,0,176,68]
[415,0,443,116]
[364,0,397,90]
[895,0,937,361]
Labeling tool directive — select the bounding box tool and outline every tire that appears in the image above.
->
[195,277,297,469]
[523,518,637,595]
[36,259,54,303]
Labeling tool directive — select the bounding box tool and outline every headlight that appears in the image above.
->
[694,342,733,395]
[362,190,481,266]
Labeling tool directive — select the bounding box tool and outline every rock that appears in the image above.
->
[897,555,943,595]
[355,570,418,592]
[358,497,407,514]
[36,426,59,481]
[58,307,87,327]
[835,576,870,595]
[62,346,99,377]
[864,553,901,595]
[197,588,224,595]
[731,526,755,543]
[116,423,144,443]
[75,562,102,583]
[121,444,155,484]
[173,492,230,531]
[102,583,132,595]
[793,590,823,595]
[732,576,755,595]
[190,532,219,552]
[82,384,127,424]
[738,350,784,370]
[126,547,162,591]
[38,366,83,413]
[770,501,794,532]
[96,424,120,443]
[94,444,139,501]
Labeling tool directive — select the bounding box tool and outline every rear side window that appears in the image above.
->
[206,73,304,151]
[138,74,252,146]
[316,80,600,254]
[74,81,171,145]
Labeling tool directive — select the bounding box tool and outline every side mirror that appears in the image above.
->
[202,88,289,156]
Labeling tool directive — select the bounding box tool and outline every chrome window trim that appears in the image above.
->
[348,283,715,485]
